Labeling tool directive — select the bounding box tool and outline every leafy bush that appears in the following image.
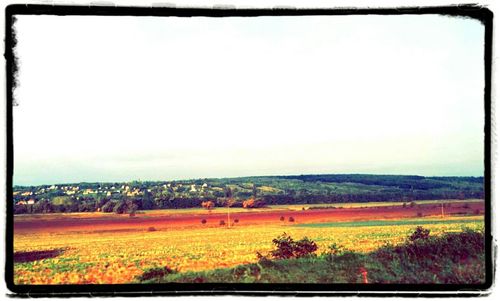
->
[270,233,295,259]
[269,233,318,259]
[371,228,485,284]
[378,227,483,263]
[219,220,225,226]
[408,226,430,242]
[232,264,262,281]
[326,243,350,257]
[288,216,295,223]
[147,226,156,232]
[201,219,207,224]
[294,237,319,257]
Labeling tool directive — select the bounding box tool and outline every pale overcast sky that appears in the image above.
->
[12,14,485,185]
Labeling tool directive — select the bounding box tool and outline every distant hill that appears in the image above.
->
[13,174,484,214]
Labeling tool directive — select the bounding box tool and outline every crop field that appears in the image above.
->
[13,200,484,284]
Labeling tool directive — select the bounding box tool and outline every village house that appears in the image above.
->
[83,189,95,195]
[126,189,141,197]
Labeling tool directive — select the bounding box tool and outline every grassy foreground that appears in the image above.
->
[139,229,485,284]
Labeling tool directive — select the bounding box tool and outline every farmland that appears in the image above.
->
[13,199,484,284]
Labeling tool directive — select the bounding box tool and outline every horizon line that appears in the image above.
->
[12,172,485,187]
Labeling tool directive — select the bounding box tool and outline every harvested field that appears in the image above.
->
[14,200,483,234]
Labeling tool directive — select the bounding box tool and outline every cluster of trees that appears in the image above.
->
[13,195,267,215]
[14,198,140,215]
[257,190,483,206]
[275,174,484,190]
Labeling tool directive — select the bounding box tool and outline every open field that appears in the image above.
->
[277,199,484,210]
[13,200,485,284]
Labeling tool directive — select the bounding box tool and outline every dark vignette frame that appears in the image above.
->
[4,4,493,297]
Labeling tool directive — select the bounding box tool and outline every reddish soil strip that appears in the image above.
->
[13,201,484,234]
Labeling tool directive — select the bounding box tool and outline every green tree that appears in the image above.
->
[201,200,215,212]
[224,186,235,228]
[142,191,155,210]
[113,201,128,214]
[101,200,114,212]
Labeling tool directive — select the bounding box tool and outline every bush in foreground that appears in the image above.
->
[269,233,318,259]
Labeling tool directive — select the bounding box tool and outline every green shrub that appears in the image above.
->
[326,243,350,257]
[232,264,261,281]
[370,228,485,284]
[294,237,319,257]
[269,233,317,259]
[376,227,484,265]
[408,226,430,242]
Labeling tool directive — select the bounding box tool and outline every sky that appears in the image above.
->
[12,13,485,185]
